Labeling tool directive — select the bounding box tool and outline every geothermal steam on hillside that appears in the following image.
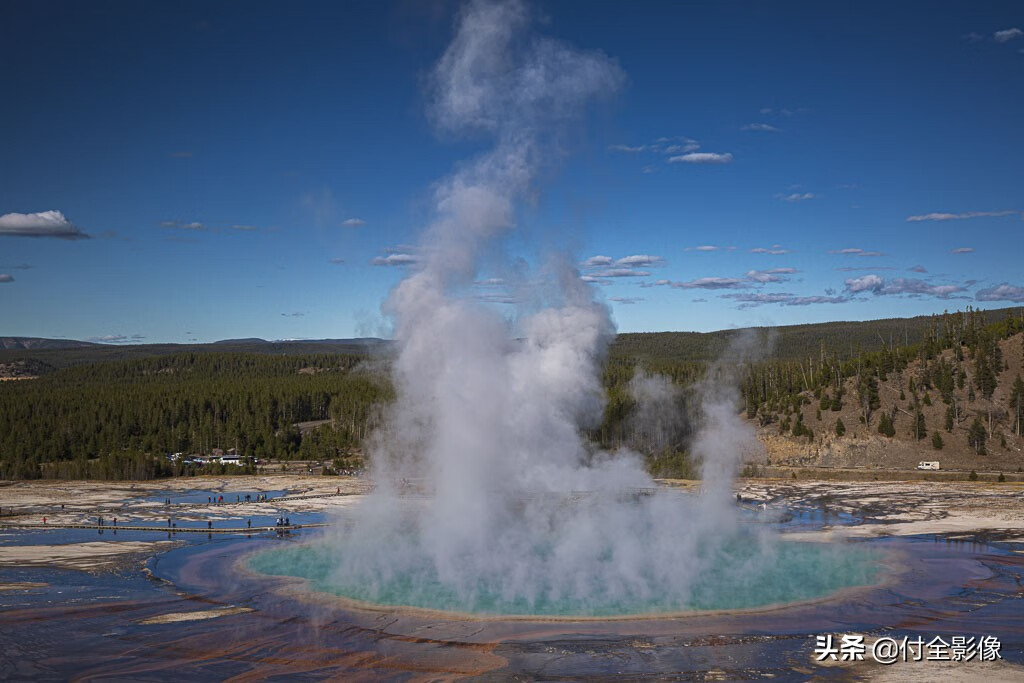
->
[326,0,764,613]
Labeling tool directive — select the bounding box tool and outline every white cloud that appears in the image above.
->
[661,141,701,154]
[994,27,1023,43]
[976,283,1024,302]
[609,296,643,304]
[614,254,665,267]
[846,275,967,298]
[581,255,614,268]
[778,192,815,202]
[906,210,1016,221]
[341,218,366,227]
[722,291,849,308]
[668,152,733,165]
[830,247,884,256]
[741,123,779,132]
[909,265,928,273]
[881,279,966,297]
[281,312,305,317]
[0,274,13,283]
[723,292,795,307]
[0,210,91,240]
[685,245,720,252]
[329,257,345,264]
[845,274,884,293]
[160,220,205,231]
[786,295,848,306]
[749,245,792,255]
[607,144,647,153]
[580,275,612,285]
[371,253,419,267]
[579,254,664,276]
[659,277,748,290]
[950,247,975,254]
[745,267,798,283]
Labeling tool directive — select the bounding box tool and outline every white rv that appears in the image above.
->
[916,461,940,470]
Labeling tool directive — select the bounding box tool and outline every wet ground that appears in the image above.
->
[1,478,1023,680]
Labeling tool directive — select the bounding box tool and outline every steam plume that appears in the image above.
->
[325,0,767,614]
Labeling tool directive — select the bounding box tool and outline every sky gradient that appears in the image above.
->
[2,1,1022,343]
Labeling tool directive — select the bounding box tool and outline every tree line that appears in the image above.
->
[2,307,1021,480]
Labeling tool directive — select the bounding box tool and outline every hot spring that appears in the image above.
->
[243,0,885,623]
[247,493,883,618]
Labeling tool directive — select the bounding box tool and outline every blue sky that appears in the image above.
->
[1,0,1022,343]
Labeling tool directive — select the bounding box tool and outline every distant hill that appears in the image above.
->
[0,337,392,373]
[0,337,101,351]
[611,306,1024,364]
[3,306,1021,374]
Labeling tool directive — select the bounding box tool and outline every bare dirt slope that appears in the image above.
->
[753,333,1024,473]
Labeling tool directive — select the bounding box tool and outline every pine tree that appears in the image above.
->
[878,412,896,437]
[913,409,927,440]
[931,431,944,450]
[945,405,955,432]
[1010,375,1024,437]
[835,418,846,437]
[968,417,987,455]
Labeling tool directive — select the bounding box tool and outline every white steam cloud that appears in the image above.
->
[326,0,766,615]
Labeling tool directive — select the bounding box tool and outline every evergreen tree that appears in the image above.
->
[913,409,927,440]
[1010,374,1024,437]
[931,431,944,450]
[834,418,846,437]
[945,405,955,432]
[968,417,987,455]
[878,412,896,437]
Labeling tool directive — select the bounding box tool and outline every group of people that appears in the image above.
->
[162,493,271,507]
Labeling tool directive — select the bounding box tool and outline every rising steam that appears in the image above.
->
[324,0,769,614]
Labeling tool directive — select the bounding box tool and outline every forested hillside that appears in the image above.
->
[1,306,1022,480]
[0,353,390,479]
[739,308,1024,473]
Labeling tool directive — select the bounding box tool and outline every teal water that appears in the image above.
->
[248,535,882,617]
